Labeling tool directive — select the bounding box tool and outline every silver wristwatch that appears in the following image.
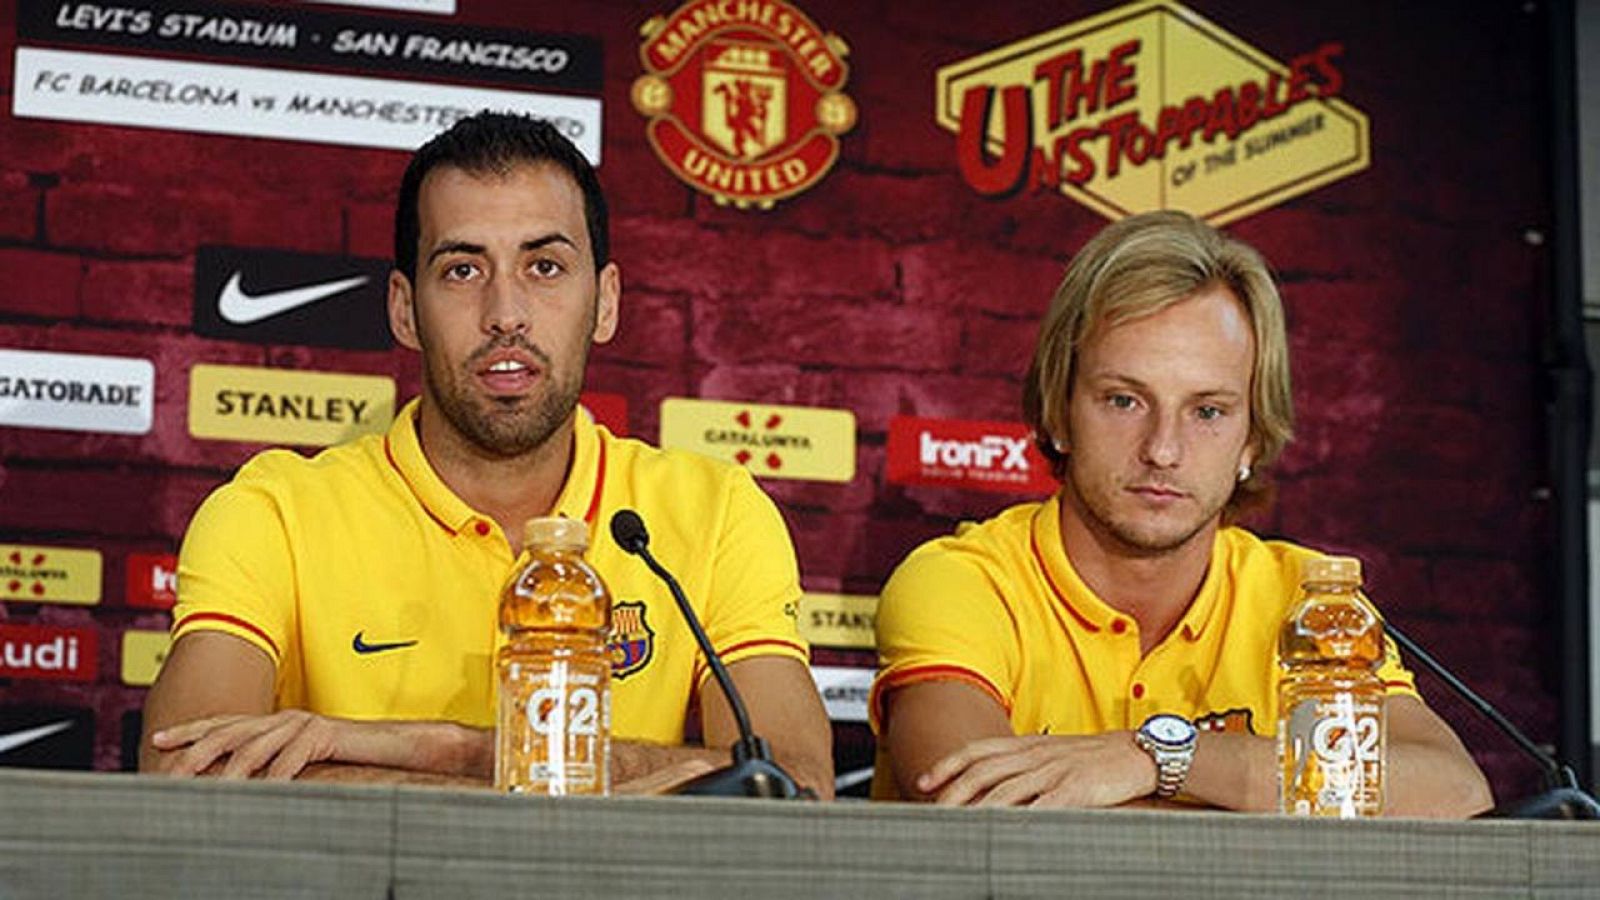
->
[1134,713,1197,799]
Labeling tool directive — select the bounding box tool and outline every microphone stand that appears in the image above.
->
[612,511,804,799]
[1388,625,1599,819]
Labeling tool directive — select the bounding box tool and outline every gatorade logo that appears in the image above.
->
[1312,710,1380,764]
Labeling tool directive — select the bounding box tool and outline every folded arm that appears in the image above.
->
[144,634,831,796]
[141,631,489,784]
[886,680,1491,817]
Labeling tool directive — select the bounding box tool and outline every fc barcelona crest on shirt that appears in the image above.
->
[631,0,858,209]
[609,600,655,679]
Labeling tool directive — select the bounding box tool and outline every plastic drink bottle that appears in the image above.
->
[494,517,612,795]
[1278,555,1386,817]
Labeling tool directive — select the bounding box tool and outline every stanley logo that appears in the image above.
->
[188,363,394,446]
[0,544,102,606]
[934,0,1368,223]
[631,0,857,209]
[121,629,172,687]
[797,592,876,650]
[660,397,856,483]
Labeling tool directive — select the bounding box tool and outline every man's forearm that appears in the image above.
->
[1183,731,1491,817]
[1182,732,1276,812]
[1384,738,1493,817]
[296,762,488,787]
[613,740,725,784]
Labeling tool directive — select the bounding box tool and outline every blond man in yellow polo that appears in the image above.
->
[872,211,1489,816]
[140,113,832,795]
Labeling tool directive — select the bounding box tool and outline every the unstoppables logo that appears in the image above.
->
[631,0,858,209]
[886,416,1057,495]
[0,624,98,682]
[934,0,1369,224]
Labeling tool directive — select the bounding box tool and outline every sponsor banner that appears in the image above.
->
[659,397,856,483]
[631,0,856,209]
[121,629,173,687]
[933,0,1367,224]
[120,709,144,771]
[188,363,394,446]
[193,246,393,350]
[302,0,457,16]
[886,416,1057,495]
[0,705,95,769]
[18,0,597,92]
[13,47,602,158]
[0,544,103,606]
[580,391,628,437]
[125,552,178,610]
[0,624,99,682]
[812,665,872,723]
[0,347,154,435]
[798,592,875,650]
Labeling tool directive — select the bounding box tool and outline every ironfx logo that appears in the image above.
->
[919,431,1030,472]
[125,552,177,609]
[887,415,1057,495]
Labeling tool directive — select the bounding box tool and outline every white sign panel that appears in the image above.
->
[0,348,155,435]
[12,47,602,160]
[303,0,456,14]
[812,665,872,724]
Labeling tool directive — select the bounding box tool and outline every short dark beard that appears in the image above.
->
[423,333,588,458]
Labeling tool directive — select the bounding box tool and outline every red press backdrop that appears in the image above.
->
[0,0,1563,802]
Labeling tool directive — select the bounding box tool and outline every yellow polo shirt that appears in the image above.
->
[172,398,808,742]
[871,495,1417,796]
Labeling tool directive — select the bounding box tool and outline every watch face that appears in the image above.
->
[1146,714,1192,743]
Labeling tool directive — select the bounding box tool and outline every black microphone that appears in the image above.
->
[610,509,803,799]
[1386,624,1599,819]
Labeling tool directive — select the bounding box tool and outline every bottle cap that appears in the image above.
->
[523,516,589,551]
[1302,555,1361,585]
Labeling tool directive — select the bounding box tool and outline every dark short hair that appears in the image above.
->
[393,111,608,282]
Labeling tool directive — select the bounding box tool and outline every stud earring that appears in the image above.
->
[1237,463,1252,483]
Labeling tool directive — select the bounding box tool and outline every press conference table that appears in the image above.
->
[0,769,1593,899]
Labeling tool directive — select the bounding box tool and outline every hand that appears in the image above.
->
[149,710,369,780]
[917,731,1157,807]
[615,756,719,796]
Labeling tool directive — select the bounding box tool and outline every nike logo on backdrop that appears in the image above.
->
[0,719,74,756]
[218,271,370,325]
[352,632,418,655]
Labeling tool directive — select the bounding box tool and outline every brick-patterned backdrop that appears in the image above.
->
[0,0,1567,804]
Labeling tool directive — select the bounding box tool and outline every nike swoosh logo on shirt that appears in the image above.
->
[352,631,418,655]
[217,271,370,325]
[0,719,74,756]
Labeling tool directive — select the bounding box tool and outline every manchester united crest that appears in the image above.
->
[631,0,857,209]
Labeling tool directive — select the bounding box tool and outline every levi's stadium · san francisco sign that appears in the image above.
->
[935,0,1369,224]
[631,0,857,210]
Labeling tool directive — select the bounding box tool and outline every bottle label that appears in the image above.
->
[496,659,611,795]
[1279,690,1383,817]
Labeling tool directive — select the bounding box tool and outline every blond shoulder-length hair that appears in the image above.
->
[1022,210,1293,515]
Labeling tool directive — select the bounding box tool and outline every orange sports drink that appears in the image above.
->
[494,517,613,795]
[1277,555,1386,817]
